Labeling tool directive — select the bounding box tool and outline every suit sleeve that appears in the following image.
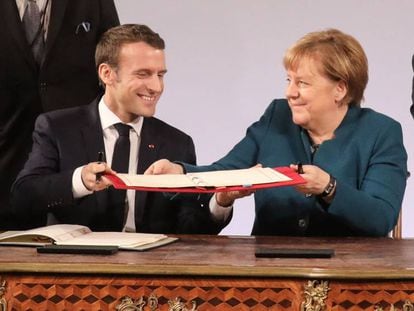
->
[328,120,407,236]
[184,102,275,173]
[11,114,75,219]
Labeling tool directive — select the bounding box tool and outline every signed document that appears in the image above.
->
[106,166,306,193]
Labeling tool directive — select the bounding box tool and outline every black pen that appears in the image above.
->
[297,162,304,174]
[96,151,104,181]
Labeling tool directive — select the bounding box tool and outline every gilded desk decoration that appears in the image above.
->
[115,295,197,311]
[0,279,7,311]
[300,280,330,311]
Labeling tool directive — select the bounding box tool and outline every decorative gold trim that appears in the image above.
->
[148,294,158,311]
[168,297,197,311]
[300,280,330,311]
[115,296,146,311]
[375,300,414,311]
[115,295,197,311]
[0,279,7,311]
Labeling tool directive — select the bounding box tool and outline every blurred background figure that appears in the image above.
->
[0,0,119,229]
[411,55,414,119]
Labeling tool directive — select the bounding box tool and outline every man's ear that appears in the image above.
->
[98,63,115,86]
[335,80,348,103]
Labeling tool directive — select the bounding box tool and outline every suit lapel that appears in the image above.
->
[43,0,68,64]
[1,1,37,70]
[135,118,161,224]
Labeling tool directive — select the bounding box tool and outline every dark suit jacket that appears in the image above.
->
[0,0,119,229]
[11,98,222,234]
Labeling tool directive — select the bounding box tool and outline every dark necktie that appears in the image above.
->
[109,123,132,229]
[22,0,45,65]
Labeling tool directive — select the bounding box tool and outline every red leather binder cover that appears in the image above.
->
[105,167,306,193]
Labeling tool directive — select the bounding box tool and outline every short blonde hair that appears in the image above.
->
[283,29,368,107]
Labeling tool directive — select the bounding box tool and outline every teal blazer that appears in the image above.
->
[186,99,407,237]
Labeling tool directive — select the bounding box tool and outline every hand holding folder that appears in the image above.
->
[105,166,306,193]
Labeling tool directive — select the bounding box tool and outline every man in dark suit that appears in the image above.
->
[11,24,226,234]
[0,0,119,229]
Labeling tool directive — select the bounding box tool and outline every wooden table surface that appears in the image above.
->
[1,235,413,280]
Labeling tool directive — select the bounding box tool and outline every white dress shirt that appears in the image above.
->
[72,98,143,232]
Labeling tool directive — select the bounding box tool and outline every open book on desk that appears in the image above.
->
[106,166,306,193]
[0,224,177,251]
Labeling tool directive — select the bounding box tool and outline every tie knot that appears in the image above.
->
[113,123,131,137]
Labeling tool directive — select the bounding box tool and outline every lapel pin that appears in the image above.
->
[148,144,155,149]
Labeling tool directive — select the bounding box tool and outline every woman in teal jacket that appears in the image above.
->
[146,29,408,237]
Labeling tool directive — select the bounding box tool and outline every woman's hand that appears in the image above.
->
[290,163,330,196]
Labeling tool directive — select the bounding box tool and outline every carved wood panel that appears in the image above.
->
[2,275,302,310]
[327,281,414,310]
[2,275,414,310]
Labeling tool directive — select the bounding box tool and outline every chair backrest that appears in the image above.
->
[392,171,411,239]
[391,210,402,239]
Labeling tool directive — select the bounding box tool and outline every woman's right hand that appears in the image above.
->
[144,159,184,175]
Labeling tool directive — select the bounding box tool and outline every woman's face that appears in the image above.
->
[285,57,346,130]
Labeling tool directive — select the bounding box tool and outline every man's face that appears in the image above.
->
[103,42,167,122]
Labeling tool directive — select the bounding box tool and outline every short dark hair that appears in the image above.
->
[95,24,165,69]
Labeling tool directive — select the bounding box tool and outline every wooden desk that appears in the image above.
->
[1,235,414,310]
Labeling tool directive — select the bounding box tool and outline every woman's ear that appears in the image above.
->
[335,80,348,103]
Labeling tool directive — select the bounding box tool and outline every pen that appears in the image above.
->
[297,162,304,174]
[96,151,104,181]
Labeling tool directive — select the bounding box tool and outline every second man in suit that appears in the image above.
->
[0,0,119,229]
[11,24,227,234]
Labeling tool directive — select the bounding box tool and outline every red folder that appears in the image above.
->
[105,167,306,193]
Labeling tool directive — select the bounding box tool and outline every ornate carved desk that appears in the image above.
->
[0,235,414,310]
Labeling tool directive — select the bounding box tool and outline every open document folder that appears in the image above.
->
[105,166,306,193]
[0,224,177,251]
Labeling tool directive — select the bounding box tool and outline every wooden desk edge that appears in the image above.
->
[1,262,414,280]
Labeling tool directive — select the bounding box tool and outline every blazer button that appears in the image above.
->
[298,218,307,228]
[39,82,47,91]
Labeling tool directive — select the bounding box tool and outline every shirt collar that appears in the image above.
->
[98,97,144,136]
[16,0,48,18]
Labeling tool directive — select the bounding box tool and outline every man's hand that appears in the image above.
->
[215,189,255,207]
[81,162,115,191]
[144,159,184,175]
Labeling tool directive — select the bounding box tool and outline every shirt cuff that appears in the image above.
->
[72,166,93,199]
[209,194,233,223]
